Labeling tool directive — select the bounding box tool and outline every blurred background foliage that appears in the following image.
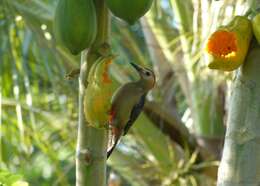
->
[0,0,249,185]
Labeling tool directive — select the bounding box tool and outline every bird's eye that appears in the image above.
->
[145,72,151,76]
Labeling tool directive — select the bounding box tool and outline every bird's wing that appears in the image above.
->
[107,86,146,159]
[123,94,146,136]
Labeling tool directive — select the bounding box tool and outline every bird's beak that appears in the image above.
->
[130,62,142,73]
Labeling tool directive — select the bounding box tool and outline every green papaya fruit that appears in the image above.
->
[106,0,154,24]
[252,13,260,44]
[84,56,118,128]
[54,0,97,55]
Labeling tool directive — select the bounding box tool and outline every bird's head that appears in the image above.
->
[130,63,156,90]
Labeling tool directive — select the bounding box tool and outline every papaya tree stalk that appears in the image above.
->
[76,0,110,185]
[217,41,260,186]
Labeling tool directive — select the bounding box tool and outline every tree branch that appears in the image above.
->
[76,0,110,185]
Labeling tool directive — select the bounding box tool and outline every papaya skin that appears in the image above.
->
[205,16,252,71]
[252,14,260,45]
[84,57,118,128]
[54,0,97,55]
[106,0,154,25]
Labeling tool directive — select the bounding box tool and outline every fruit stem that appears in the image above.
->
[76,0,110,186]
[87,0,111,67]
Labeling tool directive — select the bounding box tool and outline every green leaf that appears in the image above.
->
[0,170,24,186]
[12,181,29,186]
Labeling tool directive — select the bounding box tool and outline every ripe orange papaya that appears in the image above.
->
[54,0,97,55]
[205,16,252,71]
[106,0,154,24]
[252,13,260,44]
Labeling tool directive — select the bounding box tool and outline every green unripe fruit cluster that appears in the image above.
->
[53,0,155,54]
[106,0,154,24]
[54,0,97,55]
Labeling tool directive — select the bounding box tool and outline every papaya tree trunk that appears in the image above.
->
[76,0,109,185]
[217,41,260,186]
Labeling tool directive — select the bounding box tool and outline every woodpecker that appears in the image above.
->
[107,63,155,158]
